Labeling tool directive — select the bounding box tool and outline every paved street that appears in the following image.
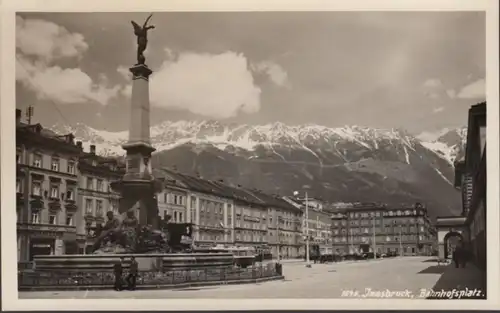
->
[19,257,484,299]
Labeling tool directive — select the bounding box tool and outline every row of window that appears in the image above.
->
[333,226,426,235]
[341,209,423,219]
[161,193,186,206]
[85,198,118,216]
[85,177,107,192]
[332,234,426,243]
[17,151,77,175]
[18,179,76,201]
[23,211,74,226]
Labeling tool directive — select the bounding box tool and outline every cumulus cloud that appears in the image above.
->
[16,16,119,105]
[457,78,486,99]
[423,78,442,88]
[147,51,261,119]
[433,107,444,113]
[17,55,120,105]
[117,65,131,80]
[252,61,290,88]
[446,89,456,98]
[16,16,88,62]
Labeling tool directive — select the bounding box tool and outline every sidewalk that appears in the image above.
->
[427,262,486,299]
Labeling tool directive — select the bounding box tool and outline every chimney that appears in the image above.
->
[16,109,21,124]
[237,184,242,188]
[218,179,224,183]
[195,171,201,178]
[90,144,96,154]
[76,141,83,149]
[172,165,177,171]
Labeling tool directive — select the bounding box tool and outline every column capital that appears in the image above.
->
[130,64,153,80]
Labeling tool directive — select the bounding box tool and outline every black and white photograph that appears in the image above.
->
[1,0,499,311]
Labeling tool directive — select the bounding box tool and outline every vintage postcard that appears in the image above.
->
[1,0,499,311]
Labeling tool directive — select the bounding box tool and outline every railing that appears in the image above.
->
[18,263,280,289]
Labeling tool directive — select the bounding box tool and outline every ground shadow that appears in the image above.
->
[426,264,486,300]
[422,258,441,263]
[418,265,447,274]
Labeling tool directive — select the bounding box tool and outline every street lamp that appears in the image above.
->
[294,190,311,268]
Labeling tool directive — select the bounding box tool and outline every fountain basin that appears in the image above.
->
[32,252,234,272]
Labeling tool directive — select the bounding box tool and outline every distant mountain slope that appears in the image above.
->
[50,121,467,218]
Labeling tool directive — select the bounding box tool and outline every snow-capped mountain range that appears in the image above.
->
[50,121,467,218]
[52,121,467,165]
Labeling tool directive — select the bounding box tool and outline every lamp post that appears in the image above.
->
[294,191,311,268]
[399,226,403,257]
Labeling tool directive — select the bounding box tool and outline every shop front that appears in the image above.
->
[29,238,55,260]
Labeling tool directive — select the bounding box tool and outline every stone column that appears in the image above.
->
[231,204,235,243]
[223,203,228,243]
[195,197,200,241]
[113,63,161,229]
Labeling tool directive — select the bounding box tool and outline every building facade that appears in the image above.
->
[452,102,486,270]
[284,197,332,256]
[331,202,435,256]
[78,144,124,253]
[16,109,82,261]
[249,190,303,258]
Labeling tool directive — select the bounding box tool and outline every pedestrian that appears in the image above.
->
[113,258,124,291]
[126,256,138,290]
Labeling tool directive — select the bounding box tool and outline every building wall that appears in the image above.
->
[234,203,267,247]
[189,193,232,246]
[16,133,81,261]
[157,188,188,223]
[332,205,435,256]
[267,207,302,258]
[470,198,486,269]
[79,169,121,252]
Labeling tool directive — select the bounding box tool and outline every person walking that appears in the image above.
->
[113,258,124,291]
[126,256,138,290]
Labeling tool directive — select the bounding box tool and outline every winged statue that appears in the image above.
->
[131,14,155,65]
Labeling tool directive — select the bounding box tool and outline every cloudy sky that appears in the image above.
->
[16,11,486,133]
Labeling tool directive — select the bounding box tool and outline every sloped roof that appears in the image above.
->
[156,168,297,210]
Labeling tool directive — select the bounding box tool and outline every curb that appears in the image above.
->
[19,275,285,292]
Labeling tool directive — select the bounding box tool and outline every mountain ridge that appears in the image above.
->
[50,121,467,219]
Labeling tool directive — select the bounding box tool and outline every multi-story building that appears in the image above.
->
[284,196,332,256]
[16,109,83,261]
[156,169,308,253]
[248,190,303,258]
[330,202,435,256]
[156,169,236,247]
[453,101,486,270]
[78,144,124,253]
[157,177,188,223]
